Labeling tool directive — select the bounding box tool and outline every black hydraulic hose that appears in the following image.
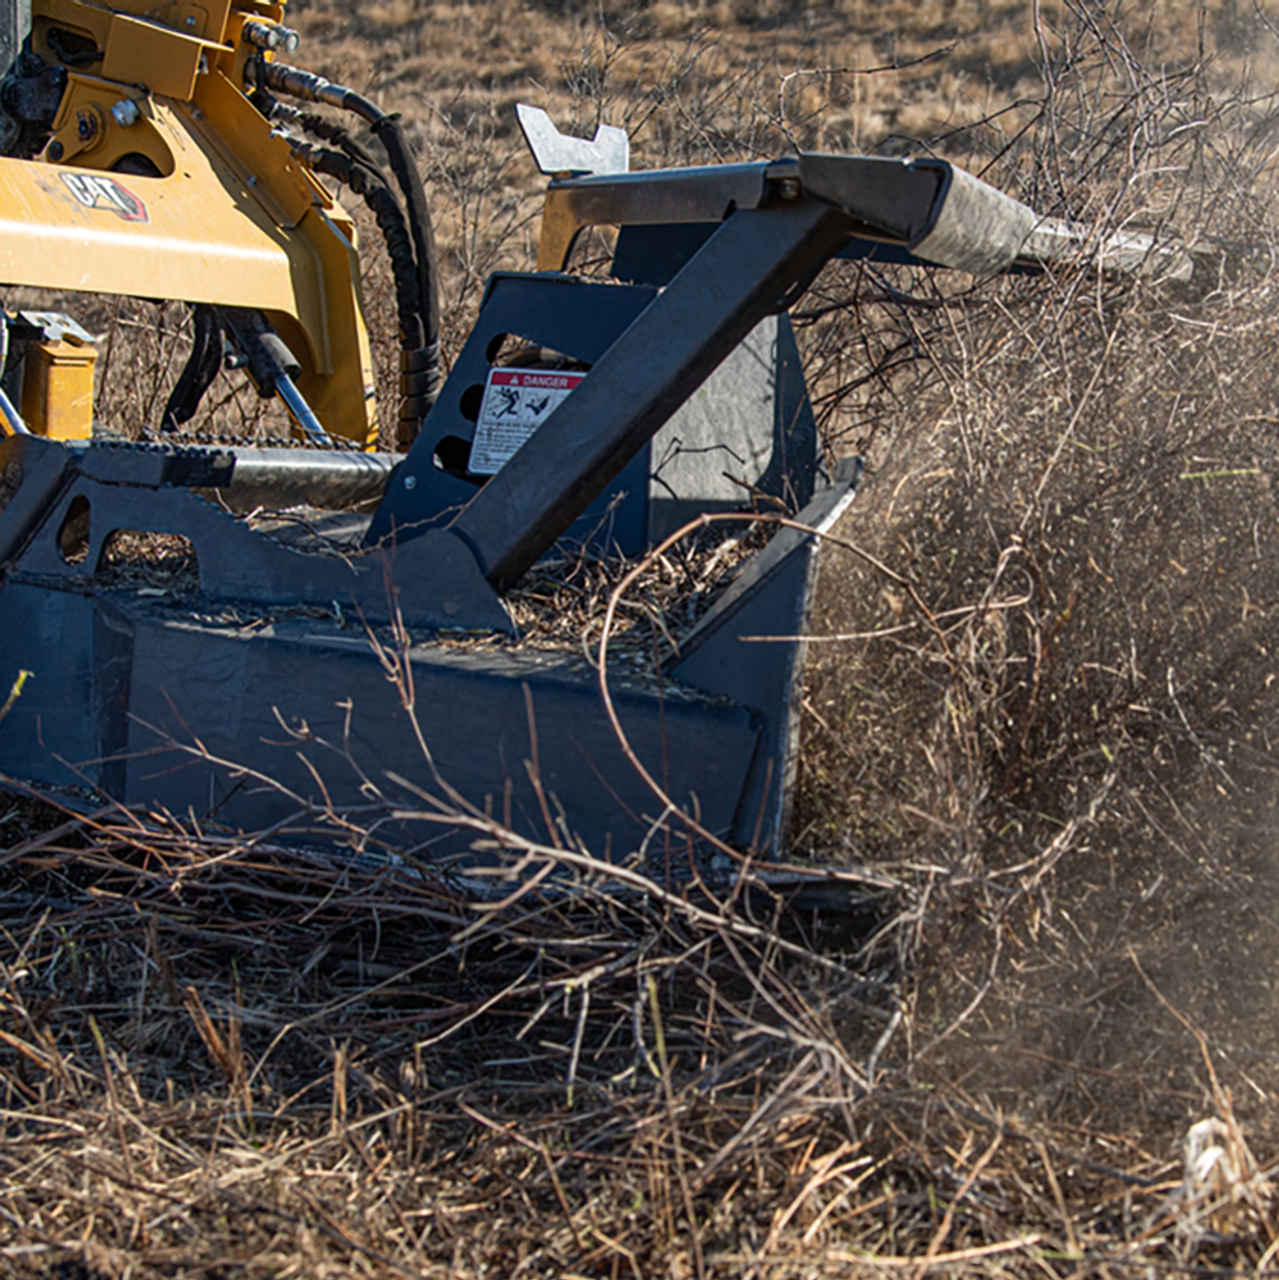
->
[286,111,427,355]
[290,107,384,176]
[255,60,440,445]
[290,107,437,371]
[253,60,383,126]
[161,304,223,432]
[291,140,424,354]
[368,114,440,417]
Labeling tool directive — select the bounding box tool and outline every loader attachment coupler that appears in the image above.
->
[0,96,1044,866]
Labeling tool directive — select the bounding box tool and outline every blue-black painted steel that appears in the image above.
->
[365,274,658,553]
[669,459,862,850]
[366,271,823,559]
[612,222,722,287]
[0,435,512,633]
[452,200,855,591]
[613,221,944,287]
[115,615,761,859]
[0,150,992,863]
[0,577,763,860]
[0,435,860,860]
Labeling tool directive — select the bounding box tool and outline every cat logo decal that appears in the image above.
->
[60,173,148,223]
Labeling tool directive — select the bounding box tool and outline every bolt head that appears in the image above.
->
[111,99,140,127]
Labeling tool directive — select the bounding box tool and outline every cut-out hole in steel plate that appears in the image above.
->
[97,529,199,592]
[57,494,91,565]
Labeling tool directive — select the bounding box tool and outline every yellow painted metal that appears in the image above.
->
[48,77,174,173]
[286,205,379,447]
[140,0,236,43]
[102,17,206,101]
[21,338,97,440]
[188,65,320,228]
[537,189,582,272]
[0,106,314,311]
[38,0,242,47]
[0,0,380,447]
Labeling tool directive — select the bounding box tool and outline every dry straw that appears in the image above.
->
[7,0,1279,1274]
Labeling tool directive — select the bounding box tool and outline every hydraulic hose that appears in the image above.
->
[285,107,386,183]
[253,60,439,447]
[288,139,424,356]
[368,113,440,434]
[277,111,425,359]
[161,303,223,433]
[253,61,383,126]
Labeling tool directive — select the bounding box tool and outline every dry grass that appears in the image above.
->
[0,783,1262,1279]
[8,0,1279,1274]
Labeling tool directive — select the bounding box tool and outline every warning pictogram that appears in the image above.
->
[468,368,585,475]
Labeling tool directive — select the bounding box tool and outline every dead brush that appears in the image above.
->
[9,0,1279,1274]
[796,0,1279,1268]
[0,788,904,1276]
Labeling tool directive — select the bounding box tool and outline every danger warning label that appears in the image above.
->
[468,368,585,476]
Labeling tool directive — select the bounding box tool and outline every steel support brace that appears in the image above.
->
[451,199,854,591]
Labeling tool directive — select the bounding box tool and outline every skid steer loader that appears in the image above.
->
[0,0,1188,863]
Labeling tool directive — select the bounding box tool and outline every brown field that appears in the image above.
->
[6,0,1279,1275]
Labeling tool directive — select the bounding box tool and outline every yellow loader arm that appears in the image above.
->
[0,0,438,446]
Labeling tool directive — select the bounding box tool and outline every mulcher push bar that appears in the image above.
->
[391,153,1038,589]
